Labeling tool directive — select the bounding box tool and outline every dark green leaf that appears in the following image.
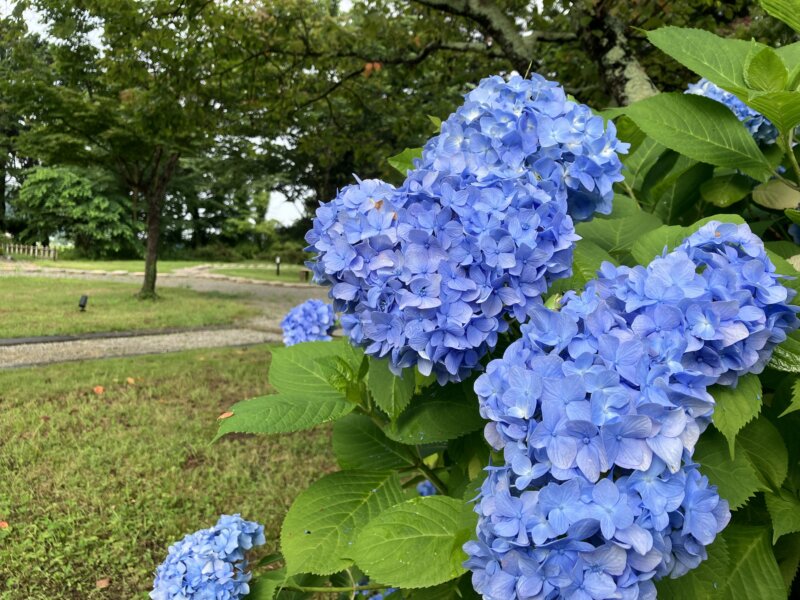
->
[248,569,288,600]
[281,470,405,576]
[575,211,661,258]
[767,489,800,543]
[700,173,754,207]
[550,240,616,294]
[774,532,800,591]
[744,43,788,91]
[655,536,729,599]
[762,0,800,33]
[720,525,787,599]
[738,416,788,490]
[694,428,765,509]
[770,330,800,373]
[332,414,416,471]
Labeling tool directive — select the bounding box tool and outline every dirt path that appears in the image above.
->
[0,266,329,367]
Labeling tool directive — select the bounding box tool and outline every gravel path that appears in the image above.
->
[0,266,329,367]
[0,327,283,369]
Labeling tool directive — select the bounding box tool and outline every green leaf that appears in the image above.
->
[786,208,800,225]
[762,0,800,33]
[550,239,616,294]
[388,147,422,175]
[743,90,800,135]
[655,536,729,599]
[216,341,363,439]
[215,391,354,438]
[694,428,765,509]
[385,380,483,444]
[601,194,643,219]
[647,27,751,91]
[404,579,462,600]
[744,43,788,92]
[352,496,475,588]
[630,224,687,264]
[647,156,713,224]
[332,414,416,471]
[774,532,800,591]
[248,569,288,600]
[700,173,754,207]
[428,115,442,131]
[621,136,666,192]
[753,179,800,210]
[623,93,772,181]
[780,379,800,417]
[368,357,415,420]
[710,374,762,458]
[281,470,405,576]
[574,211,661,259]
[769,330,800,373]
[721,524,787,599]
[767,489,800,543]
[738,416,789,490]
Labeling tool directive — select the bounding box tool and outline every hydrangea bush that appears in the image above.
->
[280,299,335,346]
[199,16,800,600]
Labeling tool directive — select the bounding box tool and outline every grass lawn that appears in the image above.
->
[0,277,257,339]
[212,264,310,283]
[0,345,334,599]
[32,260,207,273]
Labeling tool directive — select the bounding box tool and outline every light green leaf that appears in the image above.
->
[621,136,666,192]
[786,208,800,225]
[385,380,483,444]
[428,115,442,131]
[774,532,800,591]
[721,525,787,599]
[738,416,789,490]
[575,211,661,259]
[352,496,475,588]
[743,89,800,135]
[281,470,405,576]
[744,43,788,92]
[602,193,645,219]
[368,357,415,420]
[710,374,762,458]
[623,93,773,181]
[780,379,800,417]
[700,173,754,207]
[215,391,354,438]
[404,579,462,600]
[753,179,800,210]
[762,0,800,33]
[248,569,288,600]
[776,41,800,70]
[647,27,751,90]
[332,414,416,471]
[694,428,765,509]
[655,536,729,599]
[770,330,800,373]
[767,489,800,543]
[550,240,616,294]
[388,147,423,175]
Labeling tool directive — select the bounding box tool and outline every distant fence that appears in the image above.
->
[2,244,58,260]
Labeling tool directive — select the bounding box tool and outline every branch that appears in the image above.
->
[293,68,364,114]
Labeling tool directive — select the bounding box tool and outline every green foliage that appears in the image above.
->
[766,490,800,543]
[351,496,475,588]
[694,428,765,509]
[710,374,762,458]
[388,148,424,176]
[368,357,416,420]
[761,0,800,33]
[281,470,405,576]
[738,417,789,491]
[333,414,416,471]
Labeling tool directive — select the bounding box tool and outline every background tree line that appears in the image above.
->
[0,0,792,296]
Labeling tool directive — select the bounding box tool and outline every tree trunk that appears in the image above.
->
[138,151,180,299]
[0,156,6,231]
[582,1,658,106]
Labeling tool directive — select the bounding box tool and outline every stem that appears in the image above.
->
[774,172,800,192]
[416,461,448,495]
[283,584,388,593]
[783,131,800,186]
[620,179,639,206]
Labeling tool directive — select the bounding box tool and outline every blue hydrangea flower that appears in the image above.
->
[466,221,798,599]
[151,514,266,600]
[280,299,336,346]
[417,480,437,496]
[686,79,778,144]
[307,73,628,383]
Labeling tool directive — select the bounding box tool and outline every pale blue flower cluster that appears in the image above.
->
[151,514,266,600]
[466,222,798,599]
[306,74,628,382]
[280,299,335,346]
[417,480,437,496]
[686,79,778,144]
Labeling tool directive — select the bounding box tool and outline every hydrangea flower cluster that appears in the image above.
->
[686,79,778,144]
[417,480,437,496]
[307,74,628,383]
[465,222,798,599]
[280,299,335,346]
[151,514,266,600]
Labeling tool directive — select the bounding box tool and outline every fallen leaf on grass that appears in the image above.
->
[95,578,111,589]
[93,386,105,395]
[0,521,8,529]
[217,411,234,420]
[126,377,135,385]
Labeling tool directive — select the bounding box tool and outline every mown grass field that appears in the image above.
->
[211,264,309,283]
[0,277,257,338]
[32,260,207,273]
[0,345,334,599]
